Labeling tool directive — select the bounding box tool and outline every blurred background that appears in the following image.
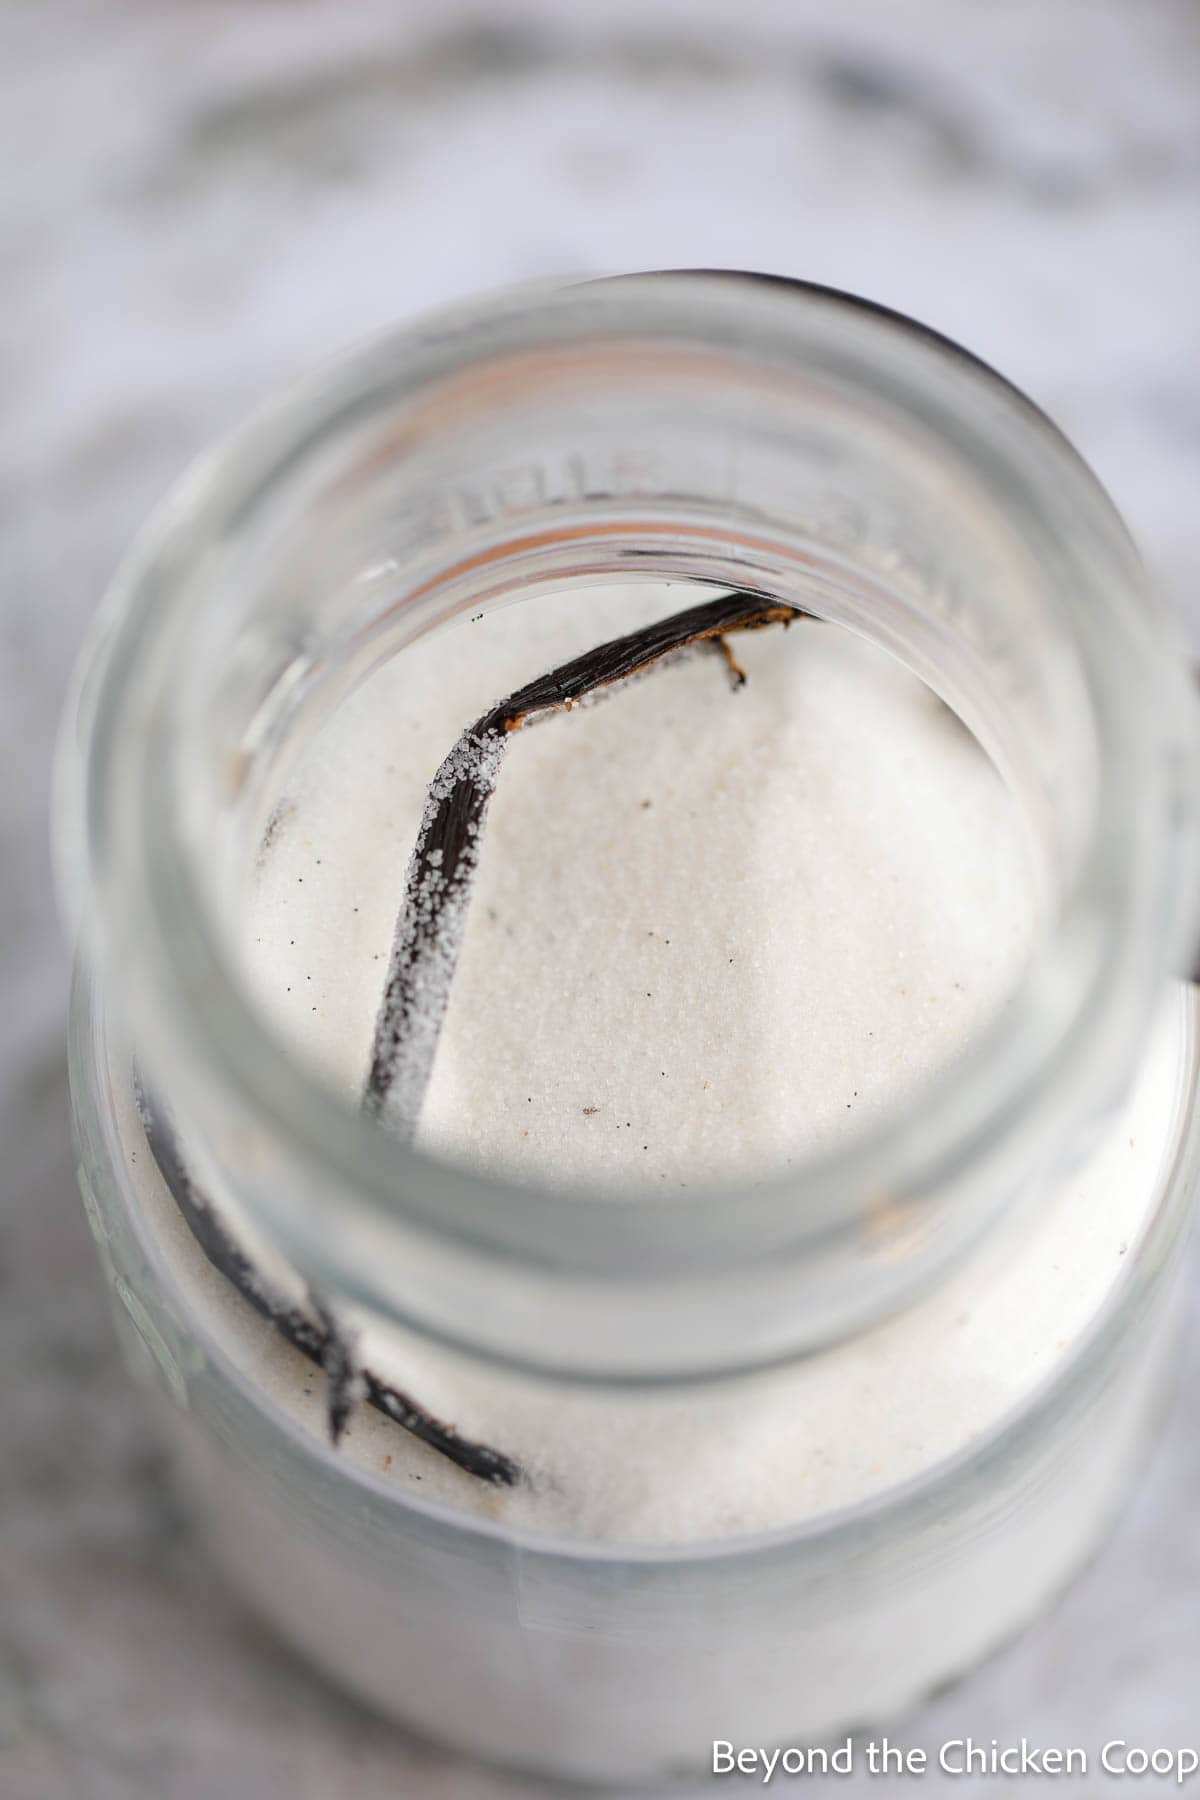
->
[2,2,1198,1795]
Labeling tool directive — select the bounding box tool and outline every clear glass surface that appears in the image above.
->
[58,274,1200,1780]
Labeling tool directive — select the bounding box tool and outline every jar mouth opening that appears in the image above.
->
[62,273,1197,1363]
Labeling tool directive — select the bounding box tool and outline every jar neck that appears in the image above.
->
[62,273,1200,1381]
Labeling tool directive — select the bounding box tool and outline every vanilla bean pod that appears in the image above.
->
[141,588,804,1485]
[133,1076,520,1484]
[365,589,806,1135]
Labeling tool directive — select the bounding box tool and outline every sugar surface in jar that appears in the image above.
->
[145,578,1193,1542]
[240,581,1041,1186]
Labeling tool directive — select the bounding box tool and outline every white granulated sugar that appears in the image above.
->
[186,576,1191,1550]
[108,576,1191,1568]
[121,981,1187,1545]
[241,582,1040,1188]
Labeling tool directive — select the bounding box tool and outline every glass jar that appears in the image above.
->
[57,273,1200,1784]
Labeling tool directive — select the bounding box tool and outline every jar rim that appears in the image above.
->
[58,271,1200,1378]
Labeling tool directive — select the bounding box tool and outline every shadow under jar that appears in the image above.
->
[58,274,1200,1784]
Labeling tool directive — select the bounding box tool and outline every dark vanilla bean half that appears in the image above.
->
[365,589,806,1136]
[134,1076,521,1484]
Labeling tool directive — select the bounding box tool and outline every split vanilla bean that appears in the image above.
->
[134,1075,521,1483]
[140,587,804,1482]
[365,589,805,1137]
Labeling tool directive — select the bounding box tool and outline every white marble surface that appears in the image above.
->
[2,2,1199,1795]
